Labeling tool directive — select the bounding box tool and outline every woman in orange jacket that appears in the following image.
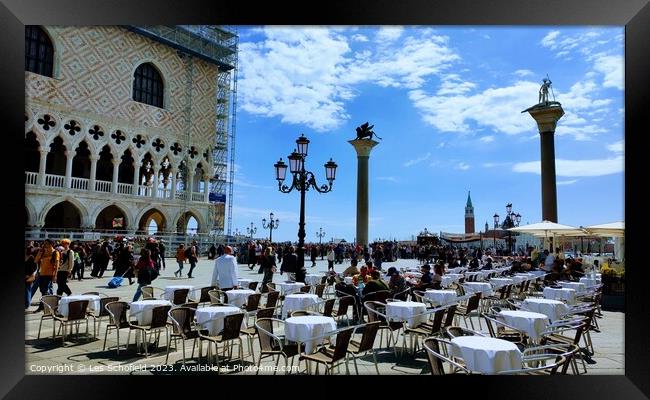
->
[34,239,60,300]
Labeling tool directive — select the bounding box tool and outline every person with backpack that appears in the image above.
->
[175,243,186,277]
[71,242,85,281]
[34,239,59,310]
[56,239,74,297]
[158,240,166,270]
[186,240,198,278]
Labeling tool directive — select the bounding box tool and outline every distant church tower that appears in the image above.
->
[465,191,475,234]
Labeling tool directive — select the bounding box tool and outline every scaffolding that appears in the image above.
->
[130,25,238,239]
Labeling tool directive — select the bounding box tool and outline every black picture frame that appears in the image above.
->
[1,0,648,397]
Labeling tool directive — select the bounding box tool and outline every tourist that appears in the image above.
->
[341,258,360,277]
[410,264,434,292]
[212,246,238,291]
[260,247,276,291]
[91,241,111,278]
[175,244,186,277]
[327,245,335,271]
[310,245,318,267]
[361,270,390,296]
[25,246,37,309]
[386,266,408,296]
[55,239,74,297]
[481,257,494,270]
[186,240,198,278]
[432,262,444,290]
[208,244,217,260]
[542,249,555,272]
[469,256,480,270]
[113,243,135,285]
[373,245,384,271]
[247,242,256,270]
[34,239,59,309]
[280,245,298,281]
[132,249,156,302]
[158,240,166,270]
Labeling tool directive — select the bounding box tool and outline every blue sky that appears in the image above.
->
[224,26,624,243]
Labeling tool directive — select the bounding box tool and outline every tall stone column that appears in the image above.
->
[151,169,158,198]
[112,159,120,194]
[64,151,74,189]
[524,103,564,223]
[170,169,177,200]
[89,155,98,192]
[132,162,140,195]
[348,139,379,247]
[203,176,210,202]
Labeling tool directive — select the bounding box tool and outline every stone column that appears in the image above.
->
[170,169,177,200]
[151,169,158,198]
[38,147,48,186]
[64,151,74,188]
[89,155,98,192]
[204,176,210,202]
[112,159,120,194]
[187,170,195,198]
[525,104,564,223]
[132,162,140,195]
[348,139,379,247]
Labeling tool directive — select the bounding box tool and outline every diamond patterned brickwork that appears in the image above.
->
[25,26,220,157]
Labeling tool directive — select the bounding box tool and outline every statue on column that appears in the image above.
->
[538,77,552,104]
[355,122,382,140]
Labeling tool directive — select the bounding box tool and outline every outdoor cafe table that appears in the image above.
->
[543,287,577,305]
[558,281,587,294]
[385,301,427,328]
[195,306,245,335]
[442,274,463,287]
[447,267,467,274]
[344,276,354,285]
[304,274,323,286]
[498,310,549,342]
[282,293,320,318]
[163,285,196,301]
[58,294,101,317]
[424,290,458,306]
[464,271,487,281]
[224,289,255,308]
[450,336,523,374]
[277,281,305,295]
[237,278,253,287]
[489,278,515,289]
[579,277,601,287]
[462,282,493,296]
[285,315,337,354]
[521,298,570,322]
[130,300,172,325]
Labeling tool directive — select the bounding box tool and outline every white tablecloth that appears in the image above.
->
[441,274,463,287]
[195,306,245,335]
[558,281,587,294]
[451,336,522,374]
[130,300,172,325]
[498,310,549,341]
[385,301,427,328]
[463,282,493,296]
[579,277,601,287]
[447,267,467,274]
[304,274,323,286]
[58,295,101,317]
[237,278,253,288]
[282,293,320,318]
[543,287,577,305]
[464,271,487,282]
[344,276,354,285]
[163,285,196,302]
[424,290,458,306]
[277,282,305,295]
[225,289,255,308]
[521,298,570,322]
[489,278,514,289]
[285,316,337,354]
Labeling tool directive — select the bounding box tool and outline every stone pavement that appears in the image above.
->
[25,257,624,375]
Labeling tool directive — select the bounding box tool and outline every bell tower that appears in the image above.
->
[465,191,475,234]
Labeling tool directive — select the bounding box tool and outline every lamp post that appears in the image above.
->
[316,227,326,260]
[274,134,338,270]
[499,203,522,255]
[493,213,500,251]
[246,222,257,240]
[262,212,279,243]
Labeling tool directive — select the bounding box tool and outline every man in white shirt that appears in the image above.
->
[212,246,238,290]
[542,249,555,272]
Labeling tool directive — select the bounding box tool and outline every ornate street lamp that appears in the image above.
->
[493,213,500,250]
[246,222,257,240]
[499,203,522,255]
[274,134,337,270]
[262,212,279,243]
[316,227,326,260]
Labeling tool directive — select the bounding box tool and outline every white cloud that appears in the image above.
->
[483,162,512,168]
[514,69,534,78]
[607,140,624,153]
[593,53,624,90]
[479,136,495,143]
[376,176,399,182]
[403,152,431,167]
[541,31,561,48]
[557,179,579,185]
[351,34,368,42]
[437,142,446,148]
[376,27,404,42]
[239,27,459,131]
[512,156,624,177]
[455,162,470,170]
[437,74,477,96]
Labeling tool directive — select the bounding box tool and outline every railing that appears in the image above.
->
[157,188,171,199]
[117,182,132,195]
[191,192,204,202]
[138,185,153,197]
[70,177,89,191]
[45,174,65,188]
[25,171,38,185]
[95,180,112,192]
[175,191,187,201]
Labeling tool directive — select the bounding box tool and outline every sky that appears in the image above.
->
[223,26,624,243]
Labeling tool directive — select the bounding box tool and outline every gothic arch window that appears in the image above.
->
[132,63,164,108]
[25,26,54,77]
